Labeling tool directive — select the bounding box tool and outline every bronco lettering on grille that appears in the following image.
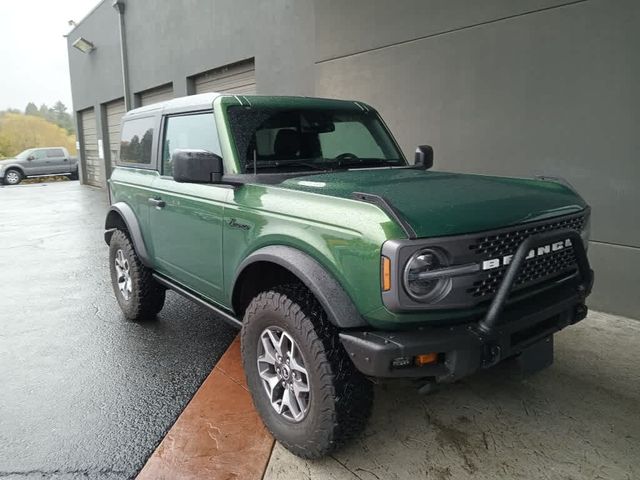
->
[481,239,573,271]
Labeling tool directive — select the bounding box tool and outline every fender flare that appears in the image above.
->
[104,202,153,267]
[1,163,25,176]
[233,245,367,329]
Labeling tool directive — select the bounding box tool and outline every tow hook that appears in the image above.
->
[481,343,501,369]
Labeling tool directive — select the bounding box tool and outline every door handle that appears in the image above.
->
[148,197,166,209]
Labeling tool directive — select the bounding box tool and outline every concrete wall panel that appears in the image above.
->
[67,1,122,111]
[315,0,640,249]
[315,0,577,62]
[588,242,640,318]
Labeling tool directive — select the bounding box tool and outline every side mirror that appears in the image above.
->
[172,149,223,183]
[27,155,35,161]
[414,145,434,170]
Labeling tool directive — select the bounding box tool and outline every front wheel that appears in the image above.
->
[108,229,165,321]
[68,171,79,181]
[3,169,22,185]
[241,285,373,459]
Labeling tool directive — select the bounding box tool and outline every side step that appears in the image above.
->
[152,273,242,329]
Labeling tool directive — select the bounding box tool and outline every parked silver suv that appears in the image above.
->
[0,147,78,185]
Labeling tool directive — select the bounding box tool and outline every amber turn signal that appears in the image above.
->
[415,352,438,366]
[381,256,391,291]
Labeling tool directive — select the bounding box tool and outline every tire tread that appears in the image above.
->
[109,229,165,321]
[241,284,372,459]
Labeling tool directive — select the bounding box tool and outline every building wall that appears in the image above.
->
[67,0,639,318]
[67,0,315,187]
[68,0,315,111]
[313,0,640,318]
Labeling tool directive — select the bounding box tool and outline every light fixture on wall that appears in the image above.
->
[72,37,95,54]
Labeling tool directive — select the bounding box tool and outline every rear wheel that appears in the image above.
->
[109,229,165,321]
[3,169,22,185]
[241,284,373,459]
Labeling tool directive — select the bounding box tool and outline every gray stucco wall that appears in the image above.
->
[314,0,639,319]
[67,0,638,318]
[67,0,315,111]
[67,0,315,188]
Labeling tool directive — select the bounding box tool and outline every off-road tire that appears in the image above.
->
[3,169,22,185]
[241,284,373,459]
[109,229,165,321]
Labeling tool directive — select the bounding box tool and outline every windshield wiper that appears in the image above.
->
[245,159,327,172]
[335,158,403,169]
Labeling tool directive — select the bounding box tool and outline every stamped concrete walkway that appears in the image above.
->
[137,338,273,480]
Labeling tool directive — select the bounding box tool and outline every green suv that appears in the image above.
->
[105,93,593,458]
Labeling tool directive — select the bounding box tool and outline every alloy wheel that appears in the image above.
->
[5,171,20,185]
[114,249,132,300]
[257,327,311,422]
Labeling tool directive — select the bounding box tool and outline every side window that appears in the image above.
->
[162,112,219,176]
[46,148,64,158]
[31,150,47,160]
[120,117,155,165]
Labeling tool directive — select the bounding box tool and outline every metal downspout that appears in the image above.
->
[113,0,132,111]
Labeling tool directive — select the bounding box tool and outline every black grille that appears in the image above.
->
[466,213,586,300]
[468,248,577,298]
[469,215,586,258]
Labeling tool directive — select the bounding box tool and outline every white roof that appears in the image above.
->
[125,92,224,116]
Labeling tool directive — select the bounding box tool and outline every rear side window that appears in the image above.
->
[120,117,155,165]
[46,148,64,157]
[161,112,219,176]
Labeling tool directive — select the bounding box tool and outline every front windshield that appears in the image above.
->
[227,106,406,173]
[15,149,33,159]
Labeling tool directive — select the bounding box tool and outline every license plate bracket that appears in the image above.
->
[516,335,554,375]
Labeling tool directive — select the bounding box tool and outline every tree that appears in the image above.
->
[39,103,50,120]
[0,113,77,159]
[25,102,38,116]
[22,101,75,135]
[52,101,67,120]
[49,101,74,134]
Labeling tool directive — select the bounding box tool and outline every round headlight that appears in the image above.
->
[403,248,451,302]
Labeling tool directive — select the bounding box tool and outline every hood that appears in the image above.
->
[279,168,587,238]
[0,157,15,162]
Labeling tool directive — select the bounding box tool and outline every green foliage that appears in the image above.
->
[20,101,75,135]
[25,102,38,116]
[0,112,77,159]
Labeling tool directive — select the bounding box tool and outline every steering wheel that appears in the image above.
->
[335,152,361,166]
[335,152,359,161]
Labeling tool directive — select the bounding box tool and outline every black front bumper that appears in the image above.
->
[340,229,594,382]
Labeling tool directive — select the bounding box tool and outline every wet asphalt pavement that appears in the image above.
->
[0,181,237,479]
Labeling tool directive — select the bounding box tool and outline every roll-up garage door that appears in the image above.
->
[79,108,101,187]
[193,59,256,95]
[105,98,125,170]
[139,83,174,106]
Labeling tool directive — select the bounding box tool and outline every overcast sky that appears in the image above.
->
[0,0,98,112]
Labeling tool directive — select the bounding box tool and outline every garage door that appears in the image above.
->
[139,83,174,107]
[105,98,125,169]
[79,108,101,187]
[193,59,256,94]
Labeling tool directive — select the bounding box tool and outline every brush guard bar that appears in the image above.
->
[340,229,593,379]
[475,228,592,336]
